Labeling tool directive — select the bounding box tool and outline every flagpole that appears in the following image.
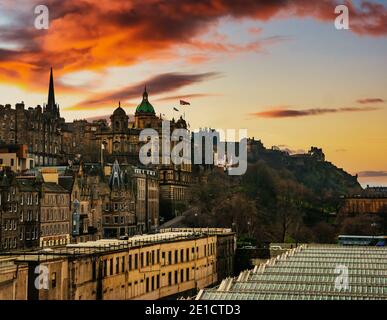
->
[101,143,104,167]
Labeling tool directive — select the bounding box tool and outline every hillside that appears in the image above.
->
[247,141,362,196]
[186,140,363,244]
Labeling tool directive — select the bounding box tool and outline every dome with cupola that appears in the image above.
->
[135,86,155,114]
[113,102,126,116]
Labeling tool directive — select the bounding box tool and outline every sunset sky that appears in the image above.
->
[0,0,386,186]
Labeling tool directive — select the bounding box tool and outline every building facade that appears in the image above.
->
[0,69,196,243]
[0,69,64,167]
[15,178,40,250]
[0,144,34,172]
[40,180,71,247]
[134,167,159,233]
[0,173,18,251]
[341,187,387,215]
[0,229,235,300]
[102,161,137,238]
[340,197,387,214]
[94,89,192,220]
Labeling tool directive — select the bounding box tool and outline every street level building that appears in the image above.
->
[0,228,235,300]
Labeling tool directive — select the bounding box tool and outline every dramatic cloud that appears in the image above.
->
[156,93,220,103]
[357,171,387,177]
[84,114,111,122]
[251,106,381,118]
[0,0,386,90]
[68,72,221,110]
[83,113,135,123]
[357,98,385,104]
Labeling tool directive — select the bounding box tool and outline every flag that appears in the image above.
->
[173,107,179,111]
[180,100,190,105]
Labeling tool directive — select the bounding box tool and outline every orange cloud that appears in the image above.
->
[358,171,387,177]
[251,106,381,118]
[67,72,221,110]
[357,98,385,104]
[156,93,221,103]
[0,0,386,92]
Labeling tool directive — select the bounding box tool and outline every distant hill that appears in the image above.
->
[177,138,364,243]
[246,139,362,196]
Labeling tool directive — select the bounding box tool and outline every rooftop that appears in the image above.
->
[197,244,387,300]
[42,182,69,193]
[0,229,233,262]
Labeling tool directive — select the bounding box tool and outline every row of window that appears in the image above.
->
[19,227,39,241]
[0,158,15,166]
[19,193,39,206]
[136,187,158,201]
[101,245,216,277]
[41,208,69,222]
[41,223,69,236]
[173,187,186,201]
[104,215,134,225]
[2,238,17,249]
[44,195,67,205]
[131,267,192,296]
[41,238,69,247]
[104,202,135,212]
[2,208,69,222]
[102,262,215,299]
[20,210,39,222]
[3,219,17,231]
[0,191,39,205]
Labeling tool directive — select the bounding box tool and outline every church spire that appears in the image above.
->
[47,67,56,114]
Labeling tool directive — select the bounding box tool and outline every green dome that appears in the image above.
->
[136,88,155,114]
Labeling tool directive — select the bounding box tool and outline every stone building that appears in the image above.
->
[59,163,108,243]
[0,70,194,230]
[0,229,235,300]
[94,89,192,220]
[0,172,41,251]
[40,175,71,247]
[62,120,107,164]
[0,68,64,167]
[340,196,387,214]
[133,167,159,233]
[102,161,137,238]
[15,178,40,250]
[216,232,236,281]
[340,186,387,215]
[0,144,34,172]
[0,173,18,251]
